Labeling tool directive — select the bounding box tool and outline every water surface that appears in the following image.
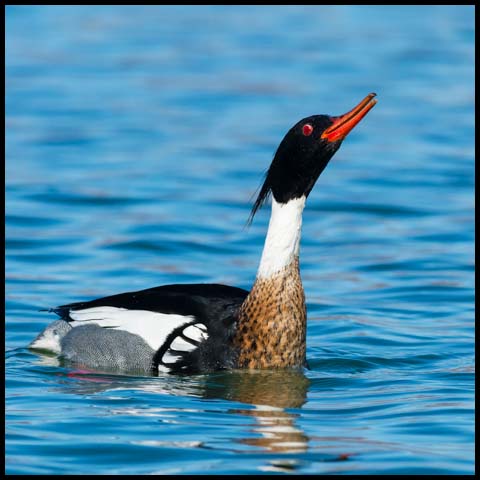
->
[6,5,475,475]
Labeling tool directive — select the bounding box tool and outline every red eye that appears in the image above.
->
[302,124,313,136]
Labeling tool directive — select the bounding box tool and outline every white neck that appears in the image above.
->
[257,196,306,279]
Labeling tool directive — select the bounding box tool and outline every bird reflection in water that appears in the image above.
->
[204,369,310,454]
[39,353,310,458]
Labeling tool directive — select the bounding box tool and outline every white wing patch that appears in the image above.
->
[160,323,209,367]
[161,352,183,364]
[68,306,195,352]
[183,324,208,342]
[170,337,195,351]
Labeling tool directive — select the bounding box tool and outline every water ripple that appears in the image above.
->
[6,4,474,475]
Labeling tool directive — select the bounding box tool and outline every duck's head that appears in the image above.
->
[250,93,377,220]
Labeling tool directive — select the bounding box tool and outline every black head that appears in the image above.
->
[249,93,377,222]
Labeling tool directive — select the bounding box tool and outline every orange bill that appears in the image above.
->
[321,93,377,143]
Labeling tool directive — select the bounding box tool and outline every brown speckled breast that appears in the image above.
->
[233,256,306,369]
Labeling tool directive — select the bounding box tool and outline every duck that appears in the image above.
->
[30,93,377,375]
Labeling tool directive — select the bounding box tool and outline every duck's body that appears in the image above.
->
[30,93,377,374]
[36,283,248,374]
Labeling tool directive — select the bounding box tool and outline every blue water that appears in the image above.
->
[5,5,475,475]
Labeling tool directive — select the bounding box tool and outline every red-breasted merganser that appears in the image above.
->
[30,93,377,374]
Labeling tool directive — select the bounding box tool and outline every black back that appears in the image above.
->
[53,283,248,326]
